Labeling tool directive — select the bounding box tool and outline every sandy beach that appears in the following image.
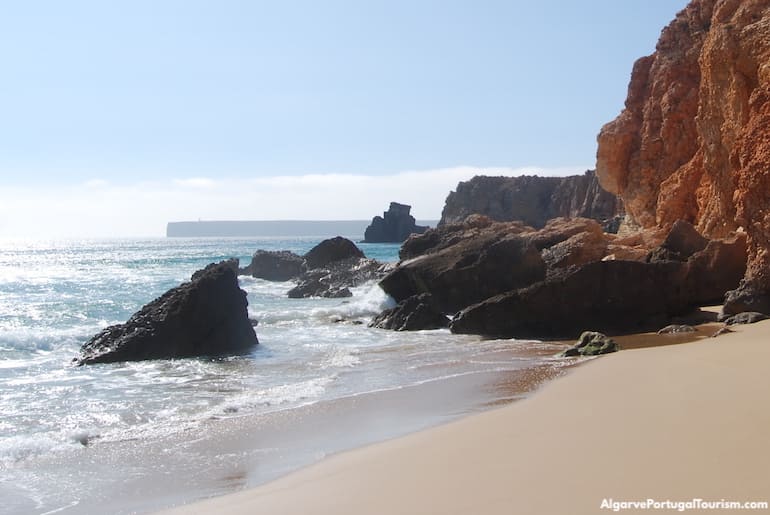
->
[160,318,770,514]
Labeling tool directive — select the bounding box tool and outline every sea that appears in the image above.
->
[0,233,572,515]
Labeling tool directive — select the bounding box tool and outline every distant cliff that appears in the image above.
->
[439,170,619,229]
[596,0,770,313]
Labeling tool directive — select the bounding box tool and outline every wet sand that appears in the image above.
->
[159,318,770,514]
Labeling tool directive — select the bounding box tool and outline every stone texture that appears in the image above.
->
[369,293,449,331]
[364,202,428,243]
[596,0,770,313]
[76,260,258,365]
[304,236,365,270]
[439,170,619,229]
[559,331,619,357]
[722,311,770,325]
[239,250,305,281]
[450,260,691,339]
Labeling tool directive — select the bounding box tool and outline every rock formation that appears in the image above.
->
[369,293,449,331]
[76,260,258,365]
[364,202,429,243]
[376,215,746,337]
[240,250,305,281]
[439,170,620,230]
[596,0,770,314]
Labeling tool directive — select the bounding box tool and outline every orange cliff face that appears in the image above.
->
[596,0,770,312]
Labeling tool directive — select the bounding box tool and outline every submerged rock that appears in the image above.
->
[76,259,258,365]
[559,332,618,357]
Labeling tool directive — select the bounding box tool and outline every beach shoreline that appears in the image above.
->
[158,318,770,514]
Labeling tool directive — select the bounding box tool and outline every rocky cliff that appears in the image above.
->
[439,170,620,230]
[596,0,770,313]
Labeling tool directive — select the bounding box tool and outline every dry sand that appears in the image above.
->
[160,319,770,514]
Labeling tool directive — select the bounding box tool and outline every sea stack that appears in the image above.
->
[363,202,428,243]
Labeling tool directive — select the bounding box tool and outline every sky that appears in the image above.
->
[0,0,687,238]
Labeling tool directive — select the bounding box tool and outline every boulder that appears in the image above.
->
[369,293,449,331]
[76,260,258,365]
[646,220,708,262]
[450,260,690,339]
[722,279,770,317]
[239,250,305,281]
[304,236,365,269]
[288,255,387,299]
[540,221,608,271]
[380,230,546,314]
[559,331,618,357]
[364,202,429,243]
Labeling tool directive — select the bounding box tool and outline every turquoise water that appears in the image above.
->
[0,236,566,514]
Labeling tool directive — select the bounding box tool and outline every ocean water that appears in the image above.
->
[0,236,569,514]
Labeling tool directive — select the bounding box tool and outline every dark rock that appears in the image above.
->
[450,260,690,339]
[722,279,770,317]
[288,256,386,299]
[239,250,305,281]
[380,230,546,314]
[76,260,258,365]
[304,236,365,270]
[647,220,709,262]
[723,311,770,326]
[657,324,696,334]
[364,202,429,243]
[681,233,747,306]
[559,331,618,357]
[369,293,449,331]
[439,170,619,229]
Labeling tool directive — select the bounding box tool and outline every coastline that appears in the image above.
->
[159,318,770,514]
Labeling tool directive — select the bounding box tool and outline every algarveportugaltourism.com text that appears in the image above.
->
[600,498,769,512]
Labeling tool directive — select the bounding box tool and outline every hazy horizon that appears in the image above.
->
[0,1,687,239]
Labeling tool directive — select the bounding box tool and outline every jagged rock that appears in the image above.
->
[722,312,770,326]
[439,170,619,229]
[380,225,546,314]
[647,220,708,262]
[284,238,387,299]
[364,202,428,243]
[450,260,690,339]
[304,236,365,269]
[539,219,608,271]
[596,0,770,313]
[369,293,449,331]
[239,250,305,281]
[76,260,258,365]
[559,332,618,357]
[657,324,696,334]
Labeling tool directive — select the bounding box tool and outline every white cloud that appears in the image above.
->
[0,165,588,239]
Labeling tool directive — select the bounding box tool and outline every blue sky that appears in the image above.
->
[0,0,687,237]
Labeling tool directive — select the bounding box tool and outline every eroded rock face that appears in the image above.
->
[239,250,305,281]
[596,0,770,312]
[439,170,619,229]
[369,293,449,331]
[77,260,258,365]
[364,202,428,243]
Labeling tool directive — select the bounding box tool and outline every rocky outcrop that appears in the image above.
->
[240,250,305,281]
[364,202,429,243]
[450,260,691,339]
[439,170,620,230]
[596,0,770,313]
[76,260,258,365]
[288,238,386,298]
[369,293,449,331]
[379,220,547,314]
